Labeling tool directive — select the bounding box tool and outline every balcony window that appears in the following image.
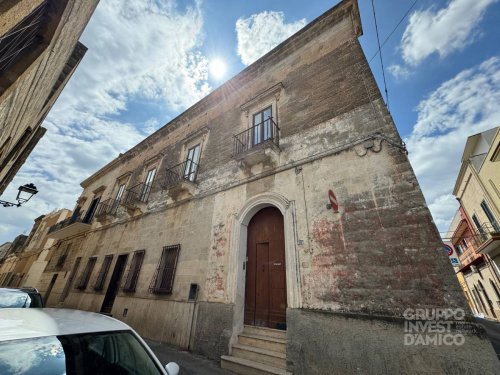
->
[252,106,273,146]
[139,168,156,202]
[83,196,100,224]
[183,144,200,181]
[480,200,500,232]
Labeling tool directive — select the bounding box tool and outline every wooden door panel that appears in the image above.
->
[244,207,286,329]
[254,243,270,327]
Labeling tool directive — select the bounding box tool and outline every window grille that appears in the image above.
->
[0,1,48,75]
[94,255,113,291]
[75,257,97,290]
[123,250,145,292]
[149,245,180,294]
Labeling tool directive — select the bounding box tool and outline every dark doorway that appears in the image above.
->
[245,207,286,329]
[44,273,58,303]
[100,254,128,314]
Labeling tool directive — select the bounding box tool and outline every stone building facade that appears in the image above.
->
[41,1,498,373]
[450,127,500,321]
[0,209,70,288]
[0,0,98,195]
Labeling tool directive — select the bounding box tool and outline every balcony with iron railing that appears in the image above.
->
[162,159,198,199]
[94,198,120,222]
[233,117,280,167]
[121,182,151,211]
[469,223,500,256]
[47,211,91,240]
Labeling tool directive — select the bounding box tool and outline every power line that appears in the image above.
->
[369,0,419,63]
[371,0,389,110]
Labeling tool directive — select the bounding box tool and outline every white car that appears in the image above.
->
[0,308,179,375]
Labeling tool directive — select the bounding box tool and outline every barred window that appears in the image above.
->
[93,255,113,291]
[149,245,180,294]
[75,257,97,290]
[123,250,145,292]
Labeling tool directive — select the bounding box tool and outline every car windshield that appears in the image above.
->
[0,291,31,308]
[0,331,163,375]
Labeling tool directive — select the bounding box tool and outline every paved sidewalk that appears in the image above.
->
[146,340,235,375]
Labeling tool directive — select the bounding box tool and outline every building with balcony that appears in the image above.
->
[0,209,70,289]
[0,0,99,195]
[37,1,498,373]
[451,126,500,321]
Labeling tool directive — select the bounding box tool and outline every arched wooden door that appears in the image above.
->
[245,207,286,329]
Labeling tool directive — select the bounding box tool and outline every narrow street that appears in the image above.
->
[475,318,500,359]
[146,340,235,375]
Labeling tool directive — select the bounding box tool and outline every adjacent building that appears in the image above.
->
[0,209,71,289]
[38,1,498,374]
[450,126,500,320]
[0,0,99,195]
[0,234,27,285]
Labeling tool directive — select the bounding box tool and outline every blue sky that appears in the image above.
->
[1,0,499,243]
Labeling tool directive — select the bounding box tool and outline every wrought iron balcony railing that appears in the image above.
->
[469,223,500,251]
[163,159,199,189]
[233,117,280,157]
[48,211,87,234]
[95,198,120,217]
[122,182,152,207]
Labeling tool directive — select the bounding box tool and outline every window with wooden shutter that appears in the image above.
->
[149,245,180,294]
[60,257,81,302]
[123,250,145,292]
[93,255,113,291]
[75,257,97,290]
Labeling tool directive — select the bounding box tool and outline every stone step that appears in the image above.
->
[243,325,287,340]
[221,355,291,375]
[238,333,287,353]
[232,343,286,369]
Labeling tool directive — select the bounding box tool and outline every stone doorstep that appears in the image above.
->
[232,343,286,369]
[221,356,291,375]
[242,325,287,340]
[237,333,287,353]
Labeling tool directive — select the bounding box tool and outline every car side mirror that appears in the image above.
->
[165,362,179,375]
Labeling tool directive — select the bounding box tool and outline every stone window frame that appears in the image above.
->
[178,127,209,181]
[240,82,283,134]
[137,154,163,201]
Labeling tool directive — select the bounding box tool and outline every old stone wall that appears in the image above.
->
[35,0,499,370]
[0,0,98,194]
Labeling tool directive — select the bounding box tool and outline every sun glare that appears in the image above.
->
[209,58,226,79]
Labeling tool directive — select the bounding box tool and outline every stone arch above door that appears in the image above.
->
[228,192,302,339]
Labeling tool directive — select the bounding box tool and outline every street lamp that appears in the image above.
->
[0,183,38,207]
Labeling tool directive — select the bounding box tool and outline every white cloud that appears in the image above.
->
[388,64,410,80]
[236,11,306,66]
[0,0,210,243]
[407,56,500,232]
[400,0,497,66]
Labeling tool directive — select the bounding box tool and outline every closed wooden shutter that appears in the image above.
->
[94,255,113,291]
[123,250,145,292]
[76,257,96,290]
